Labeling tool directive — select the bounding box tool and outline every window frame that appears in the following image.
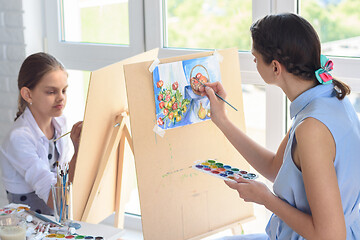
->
[44,0,145,71]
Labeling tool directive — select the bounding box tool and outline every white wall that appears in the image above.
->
[0,0,25,141]
[0,0,26,205]
[0,0,44,206]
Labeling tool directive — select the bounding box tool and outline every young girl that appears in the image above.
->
[0,52,82,215]
[200,13,360,239]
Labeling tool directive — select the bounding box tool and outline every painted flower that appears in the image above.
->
[157,118,164,125]
[156,80,164,88]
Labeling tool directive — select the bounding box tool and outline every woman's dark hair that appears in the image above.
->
[250,13,350,100]
[15,52,66,120]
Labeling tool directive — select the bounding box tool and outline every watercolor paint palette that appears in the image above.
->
[43,234,103,239]
[192,159,258,182]
[0,208,16,215]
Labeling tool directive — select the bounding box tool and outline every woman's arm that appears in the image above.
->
[200,82,286,181]
[228,117,346,240]
[218,117,288,182]
[290,117,345,239]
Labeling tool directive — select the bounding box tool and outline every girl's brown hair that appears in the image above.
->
[15,52,66,121]
[250,13,350,100]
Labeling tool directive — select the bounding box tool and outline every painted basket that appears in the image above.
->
[189,64,210,95]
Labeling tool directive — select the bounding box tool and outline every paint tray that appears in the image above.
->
[192,159,258,182]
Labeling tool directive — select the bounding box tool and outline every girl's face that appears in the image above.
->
[251,48,275,84]
[29,69,68,119]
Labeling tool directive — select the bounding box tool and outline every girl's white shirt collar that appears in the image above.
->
[22,107,66,142]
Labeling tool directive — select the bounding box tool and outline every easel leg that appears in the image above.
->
[115,133,126,228]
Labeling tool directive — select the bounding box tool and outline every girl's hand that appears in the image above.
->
[198,81,228,126]
[70,121,83,153]
[225,175,274,206]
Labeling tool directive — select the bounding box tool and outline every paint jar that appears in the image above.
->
[0,214,27,240]
[51,183,73,224]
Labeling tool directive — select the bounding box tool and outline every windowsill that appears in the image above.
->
[100,213,143,240]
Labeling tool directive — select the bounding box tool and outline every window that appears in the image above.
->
[44,0,144,71]
[348,92,360,118]
[242,84,273,233]
[299,0,360,131]
[63,70,89,128]
[62,0,129,45]
[243,84,265,145]
[300,0,360,58]
[297,0,360,88]
[164,0,252,51]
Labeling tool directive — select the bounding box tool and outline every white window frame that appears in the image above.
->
[44,0,145,71]
[43,0,360,232]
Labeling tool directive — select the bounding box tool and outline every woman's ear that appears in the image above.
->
[20,87,32,104]
[272,60,282,76]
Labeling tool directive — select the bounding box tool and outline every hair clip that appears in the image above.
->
[315,54,333,84]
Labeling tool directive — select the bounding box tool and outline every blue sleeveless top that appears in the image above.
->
[266,84,360,239]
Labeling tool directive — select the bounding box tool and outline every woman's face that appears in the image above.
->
[251,48,275,85]
[29,69,68,119]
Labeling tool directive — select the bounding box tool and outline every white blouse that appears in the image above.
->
[0,107,71,202]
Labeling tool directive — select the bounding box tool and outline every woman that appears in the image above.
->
[200,13,360,239]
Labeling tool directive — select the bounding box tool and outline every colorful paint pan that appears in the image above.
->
[215,163,223,167]
[192,159,258,182]
[44,235,96,240]
[227,176,235,180]
[46,234,58,238]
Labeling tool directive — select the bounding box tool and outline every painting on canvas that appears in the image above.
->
[153,55,221,130]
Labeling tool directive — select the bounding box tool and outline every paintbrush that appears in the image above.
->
[53,131,71,142]
[198,81,238,111]
[25,209,63,227]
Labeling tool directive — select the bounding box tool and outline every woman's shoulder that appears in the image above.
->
[295,117,331,138]
[299,96,360,142]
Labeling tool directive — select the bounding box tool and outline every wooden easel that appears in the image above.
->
[123,48,254,239]
[71,49,159,226]
[81,112,134,228]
